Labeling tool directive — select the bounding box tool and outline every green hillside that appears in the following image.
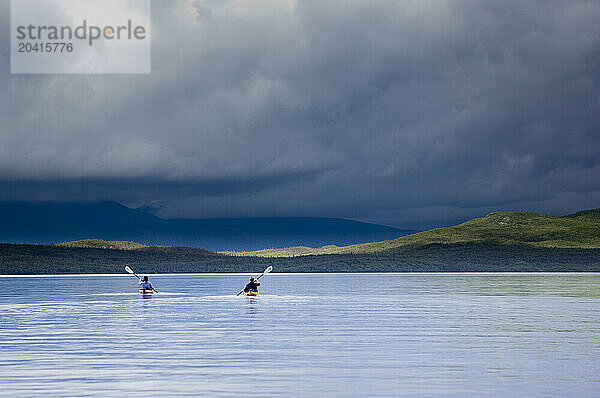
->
[55,239,147,250]
[228,209,600,257]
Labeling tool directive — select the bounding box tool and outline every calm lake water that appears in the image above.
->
[0,273,599,397]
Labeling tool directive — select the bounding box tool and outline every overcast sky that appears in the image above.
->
[1,0,599,229]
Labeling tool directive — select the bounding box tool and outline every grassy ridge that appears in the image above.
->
[228,210,600,257]
[55,239,147,250]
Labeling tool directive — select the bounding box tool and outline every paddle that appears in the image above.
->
[237,266,273,296]
[125,265,158,293]
[124,265,140,279]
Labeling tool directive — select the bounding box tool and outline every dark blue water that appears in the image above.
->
[1,273,599,397]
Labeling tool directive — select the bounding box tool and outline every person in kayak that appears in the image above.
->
[244,276,260,293]
[138,275,155,292]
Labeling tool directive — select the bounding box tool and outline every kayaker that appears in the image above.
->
[138,275,155,292]
[243,276,260,293]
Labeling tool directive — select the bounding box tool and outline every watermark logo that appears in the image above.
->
[11,0,151,74]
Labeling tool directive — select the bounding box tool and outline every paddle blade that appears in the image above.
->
[125,266,133,274]
[263,266,273,274]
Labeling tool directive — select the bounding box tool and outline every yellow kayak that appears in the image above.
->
[244,291,259,296]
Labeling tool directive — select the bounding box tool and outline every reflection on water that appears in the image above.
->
[0,273,599,397]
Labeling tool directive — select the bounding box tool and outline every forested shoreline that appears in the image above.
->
[1,242,599,274]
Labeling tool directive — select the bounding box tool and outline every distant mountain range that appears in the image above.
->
[0,201,413,251]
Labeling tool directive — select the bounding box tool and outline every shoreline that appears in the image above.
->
[2,271,600,277]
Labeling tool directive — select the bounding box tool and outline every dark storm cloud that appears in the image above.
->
[0,167,324,203]
[1,0,600,228]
